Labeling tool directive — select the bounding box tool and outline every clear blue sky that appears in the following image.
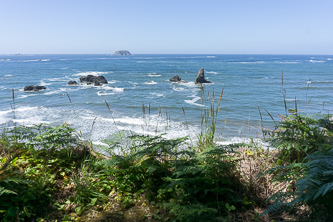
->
[1,0,332,54]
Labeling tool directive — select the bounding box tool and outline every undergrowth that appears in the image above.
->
[1,85,332,221]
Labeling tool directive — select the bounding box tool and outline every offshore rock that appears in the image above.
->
[114,50,131,56]
[24,85,46,91]
[68,80,78,85]
[79,75,108,86]
[194,67,212,84]
[169,75,188,83]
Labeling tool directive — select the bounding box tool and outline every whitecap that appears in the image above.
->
[97,91,115,96]
[73,71,109,77]
[309,60,325,63]
[206,71,218,75]
[148,73,162,77]
[4,74,13,77]
[39,80,53,86]
[17,94,38,99]
[206,56,216,58]
[103,86,124,92]
[184,95,205,107]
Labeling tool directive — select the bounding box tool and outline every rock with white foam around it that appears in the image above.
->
[169,75,188,83]
[79,75,108,86]
[24,85,46,91]
[194,67,212,84]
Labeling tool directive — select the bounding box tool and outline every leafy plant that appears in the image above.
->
[270,109,326,164]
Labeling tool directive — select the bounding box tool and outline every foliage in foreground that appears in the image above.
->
[1,110,332,221]
[96,134,248,221]
[262,111,333,219]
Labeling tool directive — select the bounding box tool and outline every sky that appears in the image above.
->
[1,0,332,54]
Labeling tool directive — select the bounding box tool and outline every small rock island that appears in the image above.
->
[113,50,131,56]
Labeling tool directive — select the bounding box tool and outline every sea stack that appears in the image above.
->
[114,50,131,56]
[194,67,212,84]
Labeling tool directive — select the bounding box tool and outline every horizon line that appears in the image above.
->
[1,53,333,56]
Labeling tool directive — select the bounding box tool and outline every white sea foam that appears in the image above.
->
[184,95,205,107]
[39,80,53,86]
[238,61,265,64]
[206,56,216,58]
[103,86,124,92]
[73,71,109,77]
[97,91,114,96]
[327,58,333,61]
[24,59,50,62]
[274,61,301,64]
[148,73,162,77]
[309,60,325,63]
[4,74,13,77]
[17,94,38,99]
[44,87,78,95]
[107,80,117,84]
[216,137,272,149]
[150,92,164,97]
[206,71,218,75]
[48,77,71,82]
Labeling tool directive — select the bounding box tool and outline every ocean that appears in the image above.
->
[1,54,332,145]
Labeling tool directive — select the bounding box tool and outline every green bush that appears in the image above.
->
[270,109,326,164]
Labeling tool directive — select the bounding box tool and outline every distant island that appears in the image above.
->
[113,50,131,56]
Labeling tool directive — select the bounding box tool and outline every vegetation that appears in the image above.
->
[1,87,332,221]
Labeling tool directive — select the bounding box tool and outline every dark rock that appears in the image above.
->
[68,80,78,85]
[169,75,188,83]
[79,75,108,86]
[24,85,46,91]
[194,68,212,84]
[114,50,131,56]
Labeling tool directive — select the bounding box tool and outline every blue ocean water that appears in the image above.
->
[1,54,332,144]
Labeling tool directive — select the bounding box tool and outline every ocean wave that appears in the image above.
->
[103,86,124,92]
[17,94,38,99]
[43,87,80,95]
[206,71,218,74]
[107,80,117,84]
[39,80,53,86]
[73,71,109,77]
[47,76,72,82]
[148,73,162,77]
[309,59,326,63]
[4,74,13,77]
[184,95,205,107]
[150,92,164,97]
[274,61,301,64]
[97,91,114,96]
[23,59,50,62]
[206,56,216,58]
[216,137,271,149]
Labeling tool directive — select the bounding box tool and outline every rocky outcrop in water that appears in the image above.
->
[24,85,46,91]
[79,75,108,86]
[114,50,131,56]
[169,75,188,83]
[194,67,212,84]
[68,80,78,85]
